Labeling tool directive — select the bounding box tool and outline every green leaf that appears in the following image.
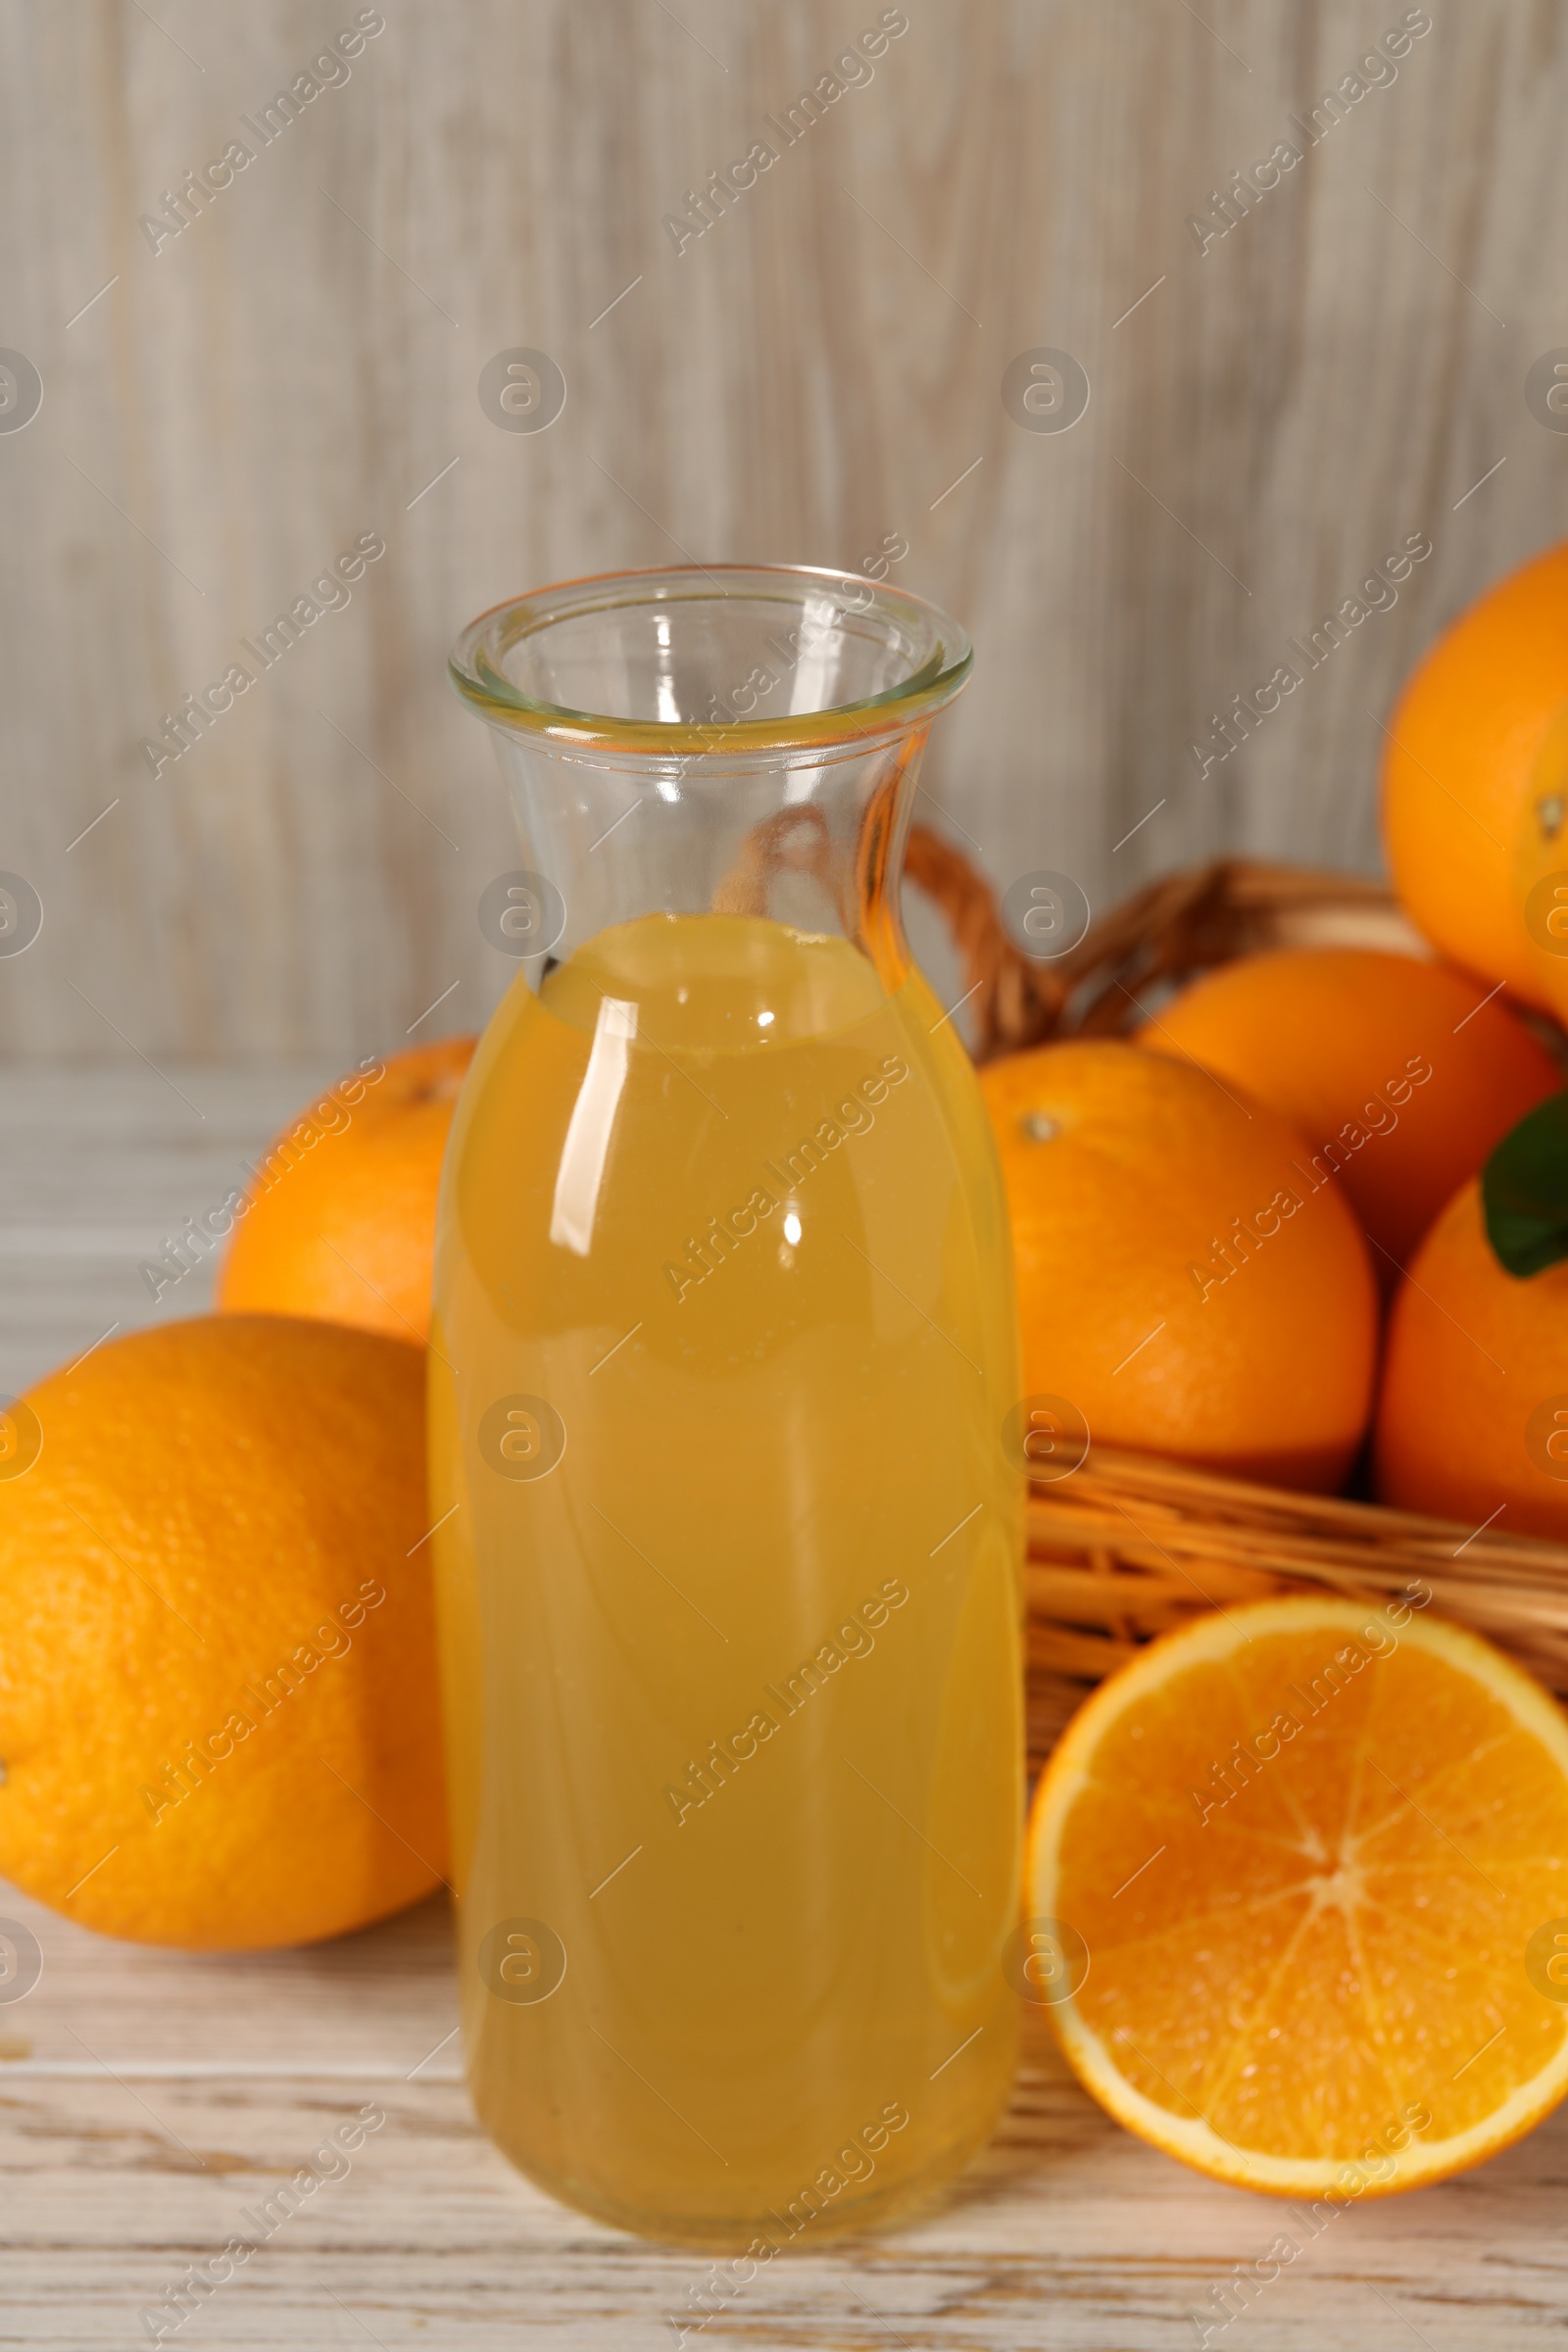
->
[1483,1088,1568,1278]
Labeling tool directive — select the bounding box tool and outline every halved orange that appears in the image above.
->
[1024,1596,1568,2196]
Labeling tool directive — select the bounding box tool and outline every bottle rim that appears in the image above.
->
[449,563,972,759]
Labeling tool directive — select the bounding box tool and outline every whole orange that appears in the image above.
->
[216,1036,475,1345]
[1382,537,1568,1002]
[980,1042,1377,1492]
[1138,947,1561,1279]
[1374,1180,1568,1539]
[0,1315,447,1948]
[1513,696,1568,1025]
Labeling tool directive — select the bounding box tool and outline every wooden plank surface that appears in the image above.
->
[7,1878,1568,2350]
[0,1063,339,1399]
[4,1067,1568,2347]
[4,1,1568,1059]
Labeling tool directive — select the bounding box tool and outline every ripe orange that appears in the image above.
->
[1374,1178,1568,1539]
[216,1037,474,1345]
[979,1042,1376,1492]
[1382,536,1568,1001]
[1513,694,1568,1026]
[0,1316,447,1948]
[1138,947,1561,1279]
[1024,1596,1568,2198]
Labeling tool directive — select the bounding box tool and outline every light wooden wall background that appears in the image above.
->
[1,0,1565,1059]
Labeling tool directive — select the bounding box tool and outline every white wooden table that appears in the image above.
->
[2,1068,1562,2350]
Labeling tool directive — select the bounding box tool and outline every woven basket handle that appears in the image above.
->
[903,825,1066,1060]
[903,823,1403,1062]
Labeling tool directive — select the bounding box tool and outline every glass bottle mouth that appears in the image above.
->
[449,564,972,760]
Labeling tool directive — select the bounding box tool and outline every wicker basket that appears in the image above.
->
[902,824,1568,1768]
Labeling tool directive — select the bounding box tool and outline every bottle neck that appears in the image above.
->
[483,720,933,996]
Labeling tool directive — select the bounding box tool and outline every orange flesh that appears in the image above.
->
[1030,1601,1568,2192]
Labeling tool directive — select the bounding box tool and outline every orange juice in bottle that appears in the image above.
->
[433,568,1022,2246]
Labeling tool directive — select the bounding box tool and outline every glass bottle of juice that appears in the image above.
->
[433,565,1023,2249]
